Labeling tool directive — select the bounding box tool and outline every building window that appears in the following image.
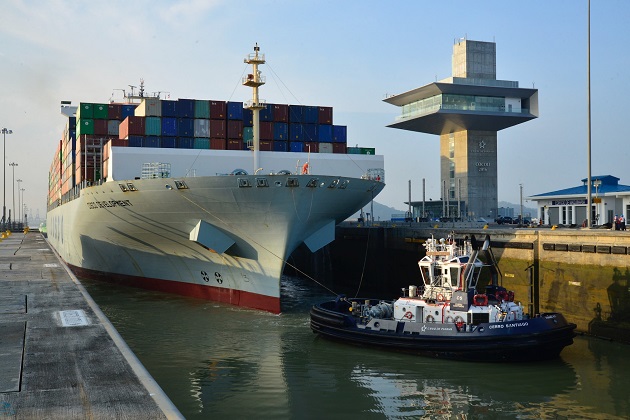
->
[568,206,573,225]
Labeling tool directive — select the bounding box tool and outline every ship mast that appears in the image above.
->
[243,43,266,174]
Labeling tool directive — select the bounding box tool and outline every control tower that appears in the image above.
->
[384,39,538,219]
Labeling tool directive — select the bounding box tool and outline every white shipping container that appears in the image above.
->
[319,142,333,153]
[135,98,162,117]
[194,119,210,138]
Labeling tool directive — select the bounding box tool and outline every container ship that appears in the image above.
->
[46,45,385,313]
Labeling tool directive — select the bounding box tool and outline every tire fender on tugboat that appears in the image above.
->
[473,294,488,306]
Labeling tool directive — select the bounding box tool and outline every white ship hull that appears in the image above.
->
[47,167,384,312]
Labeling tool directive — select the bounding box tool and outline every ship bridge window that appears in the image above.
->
[286,178,299,187]
[238,178,252,188]
[119,184,128,192]
[126,183,137,191]
[327,179,339,189]
[339,180,349,189]
[174,180,189,189]
[306,178,319,188]
[256,178,269,187]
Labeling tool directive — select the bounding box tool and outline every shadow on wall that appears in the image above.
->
[589,267,630,343]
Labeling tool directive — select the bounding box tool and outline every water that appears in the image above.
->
[81,276,630,419]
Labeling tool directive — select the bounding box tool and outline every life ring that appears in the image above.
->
[437,293,445,302]
[403,311,413,320]
[425,314,435,323]
[454,315,464,324]
[507,290,515,302]
[496,290,509,302]
[473,294,488,306]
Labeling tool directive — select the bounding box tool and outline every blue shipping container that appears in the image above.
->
[318,124,332,143]
[332,125,347,143]
[161,100,178,117]
[288,105,304,123]
[177,137,194,149]
[243,109,253,126]
[303,124,317,142]
[227,102,244,120]
[273,141,288,152]
[161,117,178,136]
[121,104,137,119]
[161,136,176,148]
[273,122,288,141]
[128,135,143,147]
[289,142,304,152]
[178,118,194,137]
[177,99,195,118]
[260,104,273,122]
[303,106,319,124]
[144,136,161,148]
[289,123,304,141]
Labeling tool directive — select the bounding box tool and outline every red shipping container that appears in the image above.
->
[259,140,273,151]
[227,139,244,150]
[259,121,273,140]
[332,143,346,154]
[119,116,145,139]
[210,138,226,150]
[318,107,333,124]
[210,101,226,119]
[304,142,318,153]
[109,138,128,147]
[210,119,226,138]
[93,119,108,135]
[108,104,122,120]
[227,120,243,139]
[272,104,289,122]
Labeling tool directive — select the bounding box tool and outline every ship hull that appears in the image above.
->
[47,174,383,312]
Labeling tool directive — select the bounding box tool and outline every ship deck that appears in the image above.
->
[0,230,182,418]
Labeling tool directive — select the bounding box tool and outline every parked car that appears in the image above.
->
[495,216,513,225]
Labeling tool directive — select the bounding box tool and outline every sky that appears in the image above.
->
[1,0,628,221]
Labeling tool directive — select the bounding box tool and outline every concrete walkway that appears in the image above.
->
[0,231,182,419]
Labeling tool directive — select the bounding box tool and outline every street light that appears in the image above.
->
[20,188,25,225]
[1,128,12,227]
[9,162,17,225]
[16,179,22,226]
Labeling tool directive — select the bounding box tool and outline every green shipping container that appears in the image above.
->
[243,127,253,141]
[194,100,210,118]
[145,117,162,136]
[194,138,210,149]
[360,147,375,155]
[76,103,93,120]
[76,119,94,136]
[93,103,109,119]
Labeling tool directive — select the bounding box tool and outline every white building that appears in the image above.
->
[527,175,630,226]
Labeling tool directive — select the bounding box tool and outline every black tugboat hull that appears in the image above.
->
[310,302,577,362]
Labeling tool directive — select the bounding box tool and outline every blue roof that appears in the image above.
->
[530,175,630,198]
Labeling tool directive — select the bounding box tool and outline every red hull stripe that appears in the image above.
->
[68,264,281,314]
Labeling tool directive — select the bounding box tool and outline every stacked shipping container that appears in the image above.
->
[49,97,371,208]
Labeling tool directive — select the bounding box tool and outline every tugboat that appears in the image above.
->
[310,234,577,362]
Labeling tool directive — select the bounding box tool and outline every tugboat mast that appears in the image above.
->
[243,43,266,174]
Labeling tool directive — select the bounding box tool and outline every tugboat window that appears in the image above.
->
[119,184,128,192]
[286,178,299,187]
[238,178,252,188]
[174,180,189,189]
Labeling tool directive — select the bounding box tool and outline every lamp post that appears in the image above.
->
[1,128,12,227]
[16,179,22,227]
[20,188,25,225]
[9,162,17,226]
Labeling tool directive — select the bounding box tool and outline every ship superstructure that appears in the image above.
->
[46,45,385,312]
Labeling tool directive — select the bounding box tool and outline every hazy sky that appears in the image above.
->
[1,0,628,219]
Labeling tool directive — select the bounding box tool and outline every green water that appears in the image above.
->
[81,277,630,419]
